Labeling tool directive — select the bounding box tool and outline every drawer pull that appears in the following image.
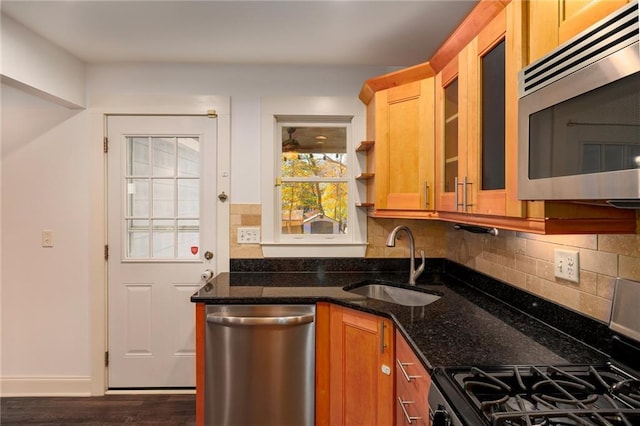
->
[397,359,422,382]
[397,397,422,424]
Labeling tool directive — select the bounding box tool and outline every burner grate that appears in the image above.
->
[491,408,640,426]
[454,365,640,426]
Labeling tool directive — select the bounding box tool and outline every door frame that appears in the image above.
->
[88,95,231,395]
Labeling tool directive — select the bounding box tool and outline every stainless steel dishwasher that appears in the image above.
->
[205,304,315,426]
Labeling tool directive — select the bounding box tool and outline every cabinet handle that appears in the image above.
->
[454,177,459,211]
[379,321,386,354]
[397,397,422,424]
[462,176,471,212]
[396,359,422,382]
[424,182,429,209]
[455,177,467,211]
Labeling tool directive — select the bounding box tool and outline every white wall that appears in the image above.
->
[1,14,85,108]
[86,62,392,202]
[1,86,91,394]
[2,46,393,393]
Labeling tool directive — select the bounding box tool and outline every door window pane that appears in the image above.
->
[177,137,200,177]
[127,219,150,258]
[152,219,175,258]
[128,137,150,175]
[152,137,176,177]
[125,135,201,260]
[126,179,149,217]
[177,219,199,258]
[177,179,199,217]
[153,179,175,217]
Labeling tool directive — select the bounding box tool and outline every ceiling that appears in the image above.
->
[1,0,478,67]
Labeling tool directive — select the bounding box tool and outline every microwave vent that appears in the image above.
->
[520,1,639,97]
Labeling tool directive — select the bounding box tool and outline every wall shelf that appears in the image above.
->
[356,173,375,180]
[356,140,375,152]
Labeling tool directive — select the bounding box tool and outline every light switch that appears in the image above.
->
[42,230,54,247]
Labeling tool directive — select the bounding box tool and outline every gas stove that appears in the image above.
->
[428,278,640,426]
[432,362,640,425]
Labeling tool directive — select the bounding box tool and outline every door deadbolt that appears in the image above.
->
[218,192,228,202]
[204,251,214,260]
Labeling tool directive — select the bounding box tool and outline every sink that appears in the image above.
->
[344,282,441,307]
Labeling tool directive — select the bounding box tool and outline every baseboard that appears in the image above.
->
[0,376,92,397]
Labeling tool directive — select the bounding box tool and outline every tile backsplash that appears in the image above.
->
[230,204,263,259]
[445,224,640,324]
[230,204,448,259]
[230,203,640,323]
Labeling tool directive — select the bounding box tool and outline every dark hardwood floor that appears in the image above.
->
[0,394,195,425]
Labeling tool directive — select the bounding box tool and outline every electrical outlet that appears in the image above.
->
[237,227,260,244]
[554,248,579,283]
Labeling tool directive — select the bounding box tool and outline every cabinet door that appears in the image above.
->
[395,331,431,426]
[435,57,463,213]
[375,79,435,211]
[435,11,509,216]
[466,9,507,216]
[529,0,628,63]
[436,1,526,221]
[329,305,394,425]
[456,4,524,218]
[559,0,629,42]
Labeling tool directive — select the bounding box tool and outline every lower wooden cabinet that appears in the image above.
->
[200,302,426,426]
[395,330,431,426]
[326,304,395,425]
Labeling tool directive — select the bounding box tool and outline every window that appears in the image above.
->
[260,97,368,257]
[279,123,349,239]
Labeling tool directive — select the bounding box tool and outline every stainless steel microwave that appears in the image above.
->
[518,1,640,207]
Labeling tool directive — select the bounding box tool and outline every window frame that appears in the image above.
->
[260,97,368,257]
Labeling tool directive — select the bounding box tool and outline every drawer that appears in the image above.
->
[395,330,431,425]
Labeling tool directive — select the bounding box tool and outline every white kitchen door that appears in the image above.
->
[107,115,216,388]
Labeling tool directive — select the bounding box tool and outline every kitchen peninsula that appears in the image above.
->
[192,258,617,426]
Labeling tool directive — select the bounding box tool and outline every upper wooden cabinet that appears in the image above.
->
[358,0,637,234]
[528,0,629,63]
[435,4,525,218]
[374,78,436,212]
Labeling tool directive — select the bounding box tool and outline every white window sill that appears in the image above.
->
[261,242,368,258]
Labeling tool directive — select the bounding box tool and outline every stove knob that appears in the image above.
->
[432,404,450,426]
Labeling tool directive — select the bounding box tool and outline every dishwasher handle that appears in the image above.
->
[207,312,314,326]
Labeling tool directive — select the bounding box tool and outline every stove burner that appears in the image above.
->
[453,365,640,426]
[505,395,537,413]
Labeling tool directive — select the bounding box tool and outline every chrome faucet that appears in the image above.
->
[386,225,425,285]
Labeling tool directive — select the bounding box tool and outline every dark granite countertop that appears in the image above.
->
[192,269,609,371]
